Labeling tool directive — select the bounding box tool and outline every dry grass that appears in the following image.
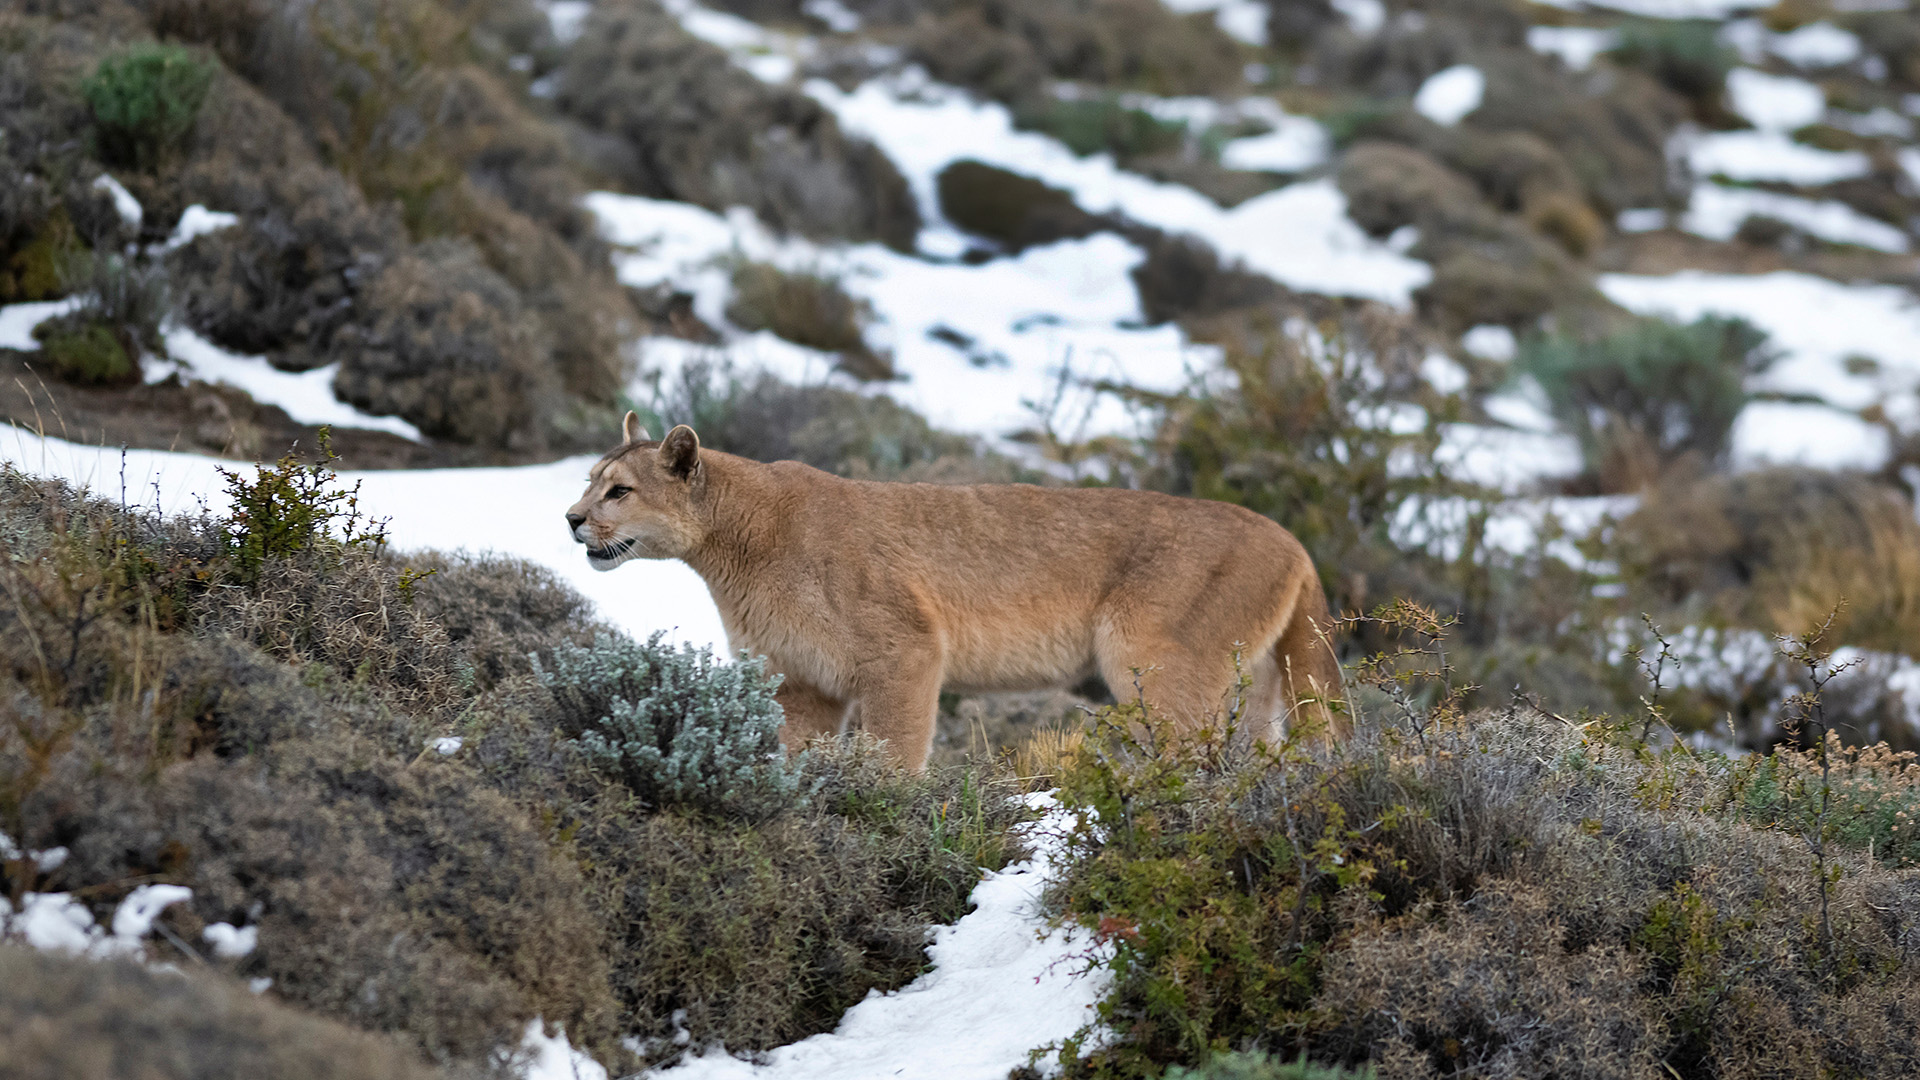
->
[1620,468,1920,654]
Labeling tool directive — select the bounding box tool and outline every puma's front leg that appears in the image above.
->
[849,657,945,770]
[774,678,848,754]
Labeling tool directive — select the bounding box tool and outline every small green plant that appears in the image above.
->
[1607,19,1737,107]
[83,43,217,170]
[218,429,387,582]
[32,317,137,385]
[537,632,800,818]
[1013,95,1187,162]
[1515,315,1776,490]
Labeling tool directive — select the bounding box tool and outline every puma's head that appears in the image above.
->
[566,412,705,570]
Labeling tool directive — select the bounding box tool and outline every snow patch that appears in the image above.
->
[522,1020,610,1080]
[0,432,733,652]
[1526,26,1619,71]
[165,205,239,251]
[161,327,424,441]
[1725,68,1825,130]
[801,0,860,33]
[1413,65,1484,127]
[1684,129,1870,184]
[1330,0,1387,35]
[0,299,82,350]
[542,1,592,45]
[1768,22,1861,68]
[1599,270,1920,470]
[1218,111,1331,172]
[202,922,258,960]
[1460,324,1517,363]
[92,174,142,228]
[1681,182,1908,252]
[2,880,193,959]
[807,73,1427,307]
[647,799,1108,1080]
[1160,0,1270,46]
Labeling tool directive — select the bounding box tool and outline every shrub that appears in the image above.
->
[62,246,170,354]
[1166,1054,1376,1080]
[635,360,1021,482]
[538,631,800,818]
[1130,231,1280,325]
[32,316,138,386]
[1515,316,1777,490]
[83,43,217,171]
[0,945,442,1080]
[1617,468,1920,658]
[1606,20,1736,108]
[936,160,1106,252]
[218,429,386,582]
[1041,694,1920,1079]
[1013,94,1187,161]
[725,261,891,380]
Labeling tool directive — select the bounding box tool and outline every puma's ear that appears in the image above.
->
[660,424,700,479]
[622,410,650,445]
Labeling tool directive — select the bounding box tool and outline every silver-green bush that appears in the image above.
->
[536,632,800,817]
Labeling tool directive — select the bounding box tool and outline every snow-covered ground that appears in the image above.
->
[644,794,1107,1080]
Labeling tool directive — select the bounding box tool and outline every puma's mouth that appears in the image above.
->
[586,537,638,564]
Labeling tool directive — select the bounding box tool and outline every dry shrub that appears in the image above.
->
[1129,231,1281,325]
[726,261,892,380]
[902,0,1246,104]
[936,159,1107,253]
[1338,141,1595,330]
[0,944,443,1080]
[408,549,609,691]
[554,0,918,248]
[1619,468,1920,654]
[0,468,1032,1075]
[639,361,1021,482]
[331,238,558,448]
[1045,698,1920,1079]
[1311,887,1660,1080]
[467,715,1027,1064]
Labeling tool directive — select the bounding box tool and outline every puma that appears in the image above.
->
[566,413,1344,769]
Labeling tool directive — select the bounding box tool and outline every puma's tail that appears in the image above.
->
[1275,574,1347,743]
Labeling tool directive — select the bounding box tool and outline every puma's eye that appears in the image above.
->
[606,485,631,499]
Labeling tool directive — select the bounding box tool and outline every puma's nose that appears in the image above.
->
[566,511,586,531]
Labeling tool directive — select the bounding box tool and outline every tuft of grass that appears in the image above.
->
[83,43,217,171]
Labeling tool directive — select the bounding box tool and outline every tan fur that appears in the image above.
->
[567,417,1345,769]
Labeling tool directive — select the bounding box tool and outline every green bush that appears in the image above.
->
[32,315,137,385]
[1514,316,1776,490]
[83,43,217,170]
[1606,20,1736,107]
[218,429,387,582]
[1013,94,1187,161]
[538,631,801,818]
